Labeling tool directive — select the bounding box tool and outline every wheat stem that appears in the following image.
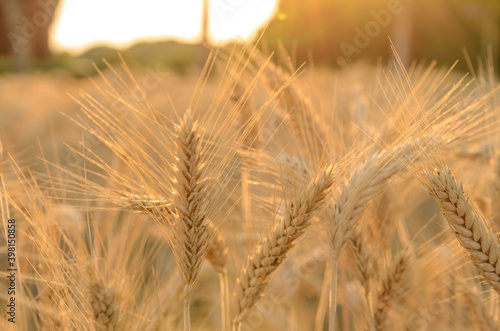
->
[287,303,299,331]
[314,259,331,331]
[329,255,339,331]
[242,167,252,251]
[219,269,230,331]
[184,284,192,331]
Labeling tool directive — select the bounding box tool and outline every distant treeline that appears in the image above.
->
[262,0,500,72]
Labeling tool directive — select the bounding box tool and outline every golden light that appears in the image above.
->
[51,0,278,54]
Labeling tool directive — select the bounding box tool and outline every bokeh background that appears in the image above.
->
[0,0,498,74]
[0,0,499,159]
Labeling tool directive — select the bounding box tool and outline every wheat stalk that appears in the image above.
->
[233,164,335,328]
[423,166,500,294]
[231,78,260,254]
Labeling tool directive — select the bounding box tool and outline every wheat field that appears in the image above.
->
[1,42,500,331]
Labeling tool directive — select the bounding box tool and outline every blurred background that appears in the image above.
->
[0,0,498,75]
[1,0,499,162]
[2,3,499,331]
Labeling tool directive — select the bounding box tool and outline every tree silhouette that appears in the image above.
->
[0,0,60,69]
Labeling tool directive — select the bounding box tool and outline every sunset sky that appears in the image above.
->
[51,0,278,53]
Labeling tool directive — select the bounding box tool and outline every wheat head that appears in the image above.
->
[88,279,119,331]
[160,109,213,297]
[374,253,409,331]
[423,166,500,294]
[234,164,335,324]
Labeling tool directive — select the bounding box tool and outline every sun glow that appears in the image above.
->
[51,0,277,54]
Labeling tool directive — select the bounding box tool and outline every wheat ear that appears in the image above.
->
[125,194,229,330]
[374,253,409,331]
[203,224,228,273]
[349,227,376,329]
[233,164,335,328]
[126,197,227,272]
[423,166,500,294]
[327,145,412,258]
[326,140,417,331]
[88,279,119,331]
[169,110,211,331]
[349,228,374,296]
[205,224,230,331]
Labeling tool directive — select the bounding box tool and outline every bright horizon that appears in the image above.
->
[51,0,278,54]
